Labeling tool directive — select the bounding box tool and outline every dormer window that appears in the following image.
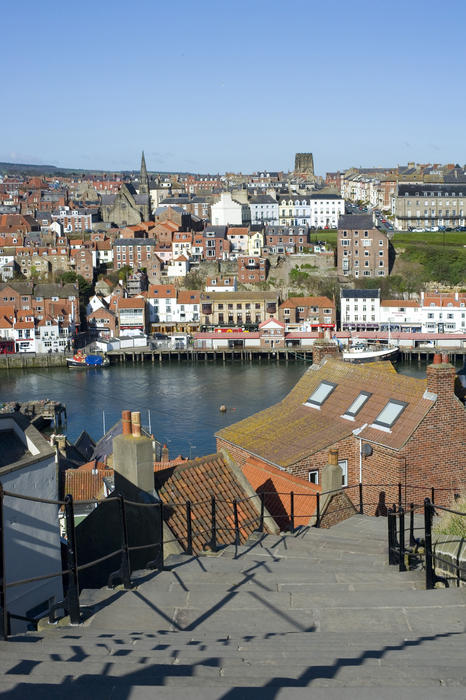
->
[305,381,337,409]
[373,399,408,429]
[343,391,371,419]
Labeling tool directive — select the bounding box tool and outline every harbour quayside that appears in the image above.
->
[67,352,110,368]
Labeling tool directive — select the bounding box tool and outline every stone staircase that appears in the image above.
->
[1,515,465,697]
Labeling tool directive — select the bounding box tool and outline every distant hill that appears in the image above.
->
[0,161,202,178]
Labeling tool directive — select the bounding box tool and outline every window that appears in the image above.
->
[305,380,337,408]
[343,391,371,419]
[338,459,348,487]
[308,470,319,485]
[373,399,408,429]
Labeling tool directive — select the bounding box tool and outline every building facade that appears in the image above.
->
[337,214,389,278]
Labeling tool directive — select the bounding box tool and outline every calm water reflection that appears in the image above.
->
[0,359,460,458]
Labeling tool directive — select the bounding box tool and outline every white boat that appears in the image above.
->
[342,342,399,363]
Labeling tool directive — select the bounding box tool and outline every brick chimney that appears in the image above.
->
[312,336,341,365]
[426,353,456,402]
[113,409,155,494]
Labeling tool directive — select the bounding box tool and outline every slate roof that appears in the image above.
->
[338,214,375,230]
[341,289,380,299]
[155,454,266,553]
[216,358,436,466]
[398,184,466,196]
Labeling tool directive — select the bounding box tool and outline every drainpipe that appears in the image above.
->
[352,424,367,484]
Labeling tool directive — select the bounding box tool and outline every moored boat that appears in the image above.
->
[342,342,399,363]
[67,352,109,368]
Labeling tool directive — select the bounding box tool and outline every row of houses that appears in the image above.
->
[341,289,466,334]
[87,290,337,338]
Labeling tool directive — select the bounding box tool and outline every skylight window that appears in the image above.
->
[344,391,371,418]
[305,381,337,408]
[373,399,407,429]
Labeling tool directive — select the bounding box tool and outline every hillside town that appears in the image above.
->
[0,152,465,356]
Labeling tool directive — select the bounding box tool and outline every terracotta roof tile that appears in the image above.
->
[155,453,270,553]
[243,456,320,529]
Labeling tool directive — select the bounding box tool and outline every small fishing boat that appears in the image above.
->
[342,342,399,363]
[67,352,109,368]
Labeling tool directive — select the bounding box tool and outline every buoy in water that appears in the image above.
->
[219,405,227,413]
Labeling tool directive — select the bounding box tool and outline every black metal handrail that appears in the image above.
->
[0,480,462,640]
[387,498,465,590]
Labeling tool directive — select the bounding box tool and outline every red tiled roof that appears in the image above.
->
[147,284,176,299]
[280,296,335,309]
[64,469,113,502]
[243,456,319,529]
[118,297,145,309]
[155,453,271,553]
[177,290,200,304]
[380,300,419,307]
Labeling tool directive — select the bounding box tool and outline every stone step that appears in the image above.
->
[0,657,464,687]
[1,683,463,700]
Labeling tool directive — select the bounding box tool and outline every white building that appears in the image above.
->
[146,284,178,327]
[166,255,190,278]
[35,319,70,353]
[205,276,237,293]
[249,194,279,225]
[340,289,381,331]
[309,194,345,229]
[211,192,251,226]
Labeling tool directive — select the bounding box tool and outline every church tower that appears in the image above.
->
[139,151,149,195]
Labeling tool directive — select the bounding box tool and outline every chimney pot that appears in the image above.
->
[122,410,132,435]
[432,353,442,365]
[328,448,339,466]
[131,411,141,438]
[441,352,449,364]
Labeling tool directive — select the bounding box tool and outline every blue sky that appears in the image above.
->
[2,0,465,174]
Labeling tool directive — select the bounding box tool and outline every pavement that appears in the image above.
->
[0,515,464,697]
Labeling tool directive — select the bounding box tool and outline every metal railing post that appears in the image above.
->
[210,496,217,552]
[233,499,240,547]
[398,507,406,572]
[315,492,320,528]
[290,491,295,534]
[424,498,435,589]
[359,482,364,515]
[119,495,131,587]
[409,502,416,547]
[387,508,396,565]
[398,482,402,510]
[0,483,8,640]
[259,492,265,532]
[185,500,193,555]
[64,494,80,625]
[431,487,435,505]
[159,501,165,570]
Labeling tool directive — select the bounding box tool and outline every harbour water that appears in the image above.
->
[0,359,461,458]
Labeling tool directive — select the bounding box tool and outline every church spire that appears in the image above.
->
[139,150,149,194]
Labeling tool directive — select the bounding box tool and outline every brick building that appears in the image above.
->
[237,256,268,284]
[263,225,308,254]
[337,214,389,279]
[200,291,280,328]
[278,296,336,331]
[71,248,94,282]
[216,355,465,509]
[113,238,162,283]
